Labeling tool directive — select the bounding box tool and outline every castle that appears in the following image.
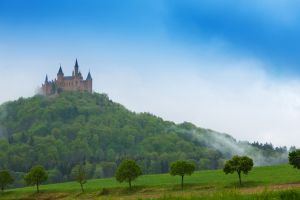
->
[42,59,92,95]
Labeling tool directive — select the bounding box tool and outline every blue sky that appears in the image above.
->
[0,0,300,146]
[1,0,300,74]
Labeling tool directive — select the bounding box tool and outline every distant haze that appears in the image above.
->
[0,0,300,147]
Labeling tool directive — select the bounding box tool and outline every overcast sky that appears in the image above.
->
[0,0,300,147]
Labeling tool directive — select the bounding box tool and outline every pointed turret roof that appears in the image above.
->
[86,71,92,80]
[57,65,64,75]
[45,75,48,83]
[75,59,79,69]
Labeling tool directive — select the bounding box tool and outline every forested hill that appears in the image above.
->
[0,92,288,186]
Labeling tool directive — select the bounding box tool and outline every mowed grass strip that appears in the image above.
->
[3,164,300,199]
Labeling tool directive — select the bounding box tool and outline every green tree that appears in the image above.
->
[223,155,253,185]
[71,164,87,192]
[169,160,195,189]
[116,159,142,189]
[0,170,14,192]
[289,149,300,169]
[24,165,48,193]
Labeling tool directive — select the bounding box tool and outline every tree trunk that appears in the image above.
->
[36,180,39,193]
[181,175,184,190]
[80,182,84,192]
[129,179,132,190]
[238,171,242,186]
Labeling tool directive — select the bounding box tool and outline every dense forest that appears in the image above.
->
[0,92,290,187]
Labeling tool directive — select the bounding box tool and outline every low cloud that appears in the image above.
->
[94,54,300,147]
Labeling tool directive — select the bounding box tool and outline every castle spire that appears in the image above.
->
[86,70,92,80]
[57,65,64,75]
[74,59,79,75]
[45,74,48,83]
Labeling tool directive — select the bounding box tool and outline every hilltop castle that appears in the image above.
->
[42,59,92,96]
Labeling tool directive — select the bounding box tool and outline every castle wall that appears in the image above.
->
[86,79,92,93]
[59,78,89,92]
[42,83,52,96]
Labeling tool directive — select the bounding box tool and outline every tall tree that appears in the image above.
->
[24,165,48,193]
[169,160,195,190]
[71,164,87,192]
[116,159,142,189]
[289,149,300,169]
[0,170,14,192]
[223,155,253,185]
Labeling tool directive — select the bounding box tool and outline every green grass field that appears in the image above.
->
[2,165,300,200]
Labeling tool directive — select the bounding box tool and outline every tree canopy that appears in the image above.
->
[289,149,300,169]
[223,155,253,185]
[116,159,142,189]
[24,165,48,193]
[170,160,195,189]
[0,170,14,192]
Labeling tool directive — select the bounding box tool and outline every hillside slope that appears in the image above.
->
[0,92,288,187]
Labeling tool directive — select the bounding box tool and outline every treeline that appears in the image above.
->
[0,156,252,192]
[0,92,289,187]
[250,142,292,153]
[5,149,300,193]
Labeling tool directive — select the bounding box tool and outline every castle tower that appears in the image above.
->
[74,59,79,76]
[45,75,48,83]
[57,65,64,81]
[86,71,93,93]
[42,74,51,95]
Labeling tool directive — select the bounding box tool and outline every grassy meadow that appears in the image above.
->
[2,164,300,200]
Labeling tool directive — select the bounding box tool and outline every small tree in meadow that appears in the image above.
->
[169,160,195,190]
[71,164,87,192]
[0,170,14,192]
[24,165,48,193]
[223,155,253,186]
[289,149,300,169]
[116,159,142,189]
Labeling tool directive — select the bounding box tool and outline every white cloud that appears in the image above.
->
[92,53,300,147]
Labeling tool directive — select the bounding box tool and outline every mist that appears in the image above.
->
[175,124,289,166]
